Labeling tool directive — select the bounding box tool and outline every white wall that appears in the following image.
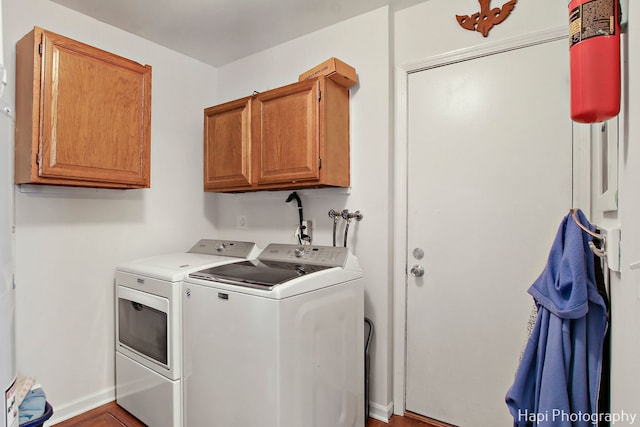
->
[2,0,219,422]
[212,7,395,419]
[3,1,399,423]
[395,0,567,64]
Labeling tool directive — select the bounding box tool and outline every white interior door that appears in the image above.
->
[405,39,573,426]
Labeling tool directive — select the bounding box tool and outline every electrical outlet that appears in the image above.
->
[237,215,248,229]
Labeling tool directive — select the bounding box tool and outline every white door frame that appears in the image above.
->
[391,25,587,417]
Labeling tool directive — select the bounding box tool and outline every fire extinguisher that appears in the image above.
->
[568,0,621,123]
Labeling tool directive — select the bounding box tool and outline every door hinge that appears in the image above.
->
[319,158,322,170]
[38,42,43,56]
[318,89,321,102]
[36,152,41,165]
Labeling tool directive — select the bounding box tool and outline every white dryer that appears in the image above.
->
[182,243,364,427]
[115,239,260,427]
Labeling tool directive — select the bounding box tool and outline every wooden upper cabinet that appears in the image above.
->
[252,78,320,185]
[15,27,152,188]
[204,97,252,191]
[204,76,350,192]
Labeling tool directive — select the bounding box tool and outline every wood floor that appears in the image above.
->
[52,402,145,427]
[51,401,438,426]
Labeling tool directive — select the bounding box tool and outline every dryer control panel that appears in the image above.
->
[188,239,257,258]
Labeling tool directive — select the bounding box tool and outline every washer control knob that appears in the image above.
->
[216,243,227,252]
[294,247,305,258]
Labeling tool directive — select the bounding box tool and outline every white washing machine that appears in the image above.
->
[115,239,260,427]
[182,243,364,427]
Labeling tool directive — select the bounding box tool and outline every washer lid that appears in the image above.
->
[189,260,333,290]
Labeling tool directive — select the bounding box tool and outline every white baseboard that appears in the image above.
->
[43,386,115,426]
[368,400,394,423]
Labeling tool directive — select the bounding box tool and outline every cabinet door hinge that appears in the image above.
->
[319,157,322,170]
[318,89,321,102]
[38,42,43,56]
[36,152,41,165]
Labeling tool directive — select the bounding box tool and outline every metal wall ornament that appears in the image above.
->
[456,0,518,37]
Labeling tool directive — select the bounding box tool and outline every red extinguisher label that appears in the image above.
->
[569,0,616,48]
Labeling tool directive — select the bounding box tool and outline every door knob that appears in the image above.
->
[410,265,425,277]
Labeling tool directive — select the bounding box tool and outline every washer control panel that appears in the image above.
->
[258,243,349,267]
[188,239,257,258]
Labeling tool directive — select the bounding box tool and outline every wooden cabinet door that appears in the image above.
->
[15,27,151,188]
[204,98,252,190]
[38,30,151,187]
[252,79,320,185]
